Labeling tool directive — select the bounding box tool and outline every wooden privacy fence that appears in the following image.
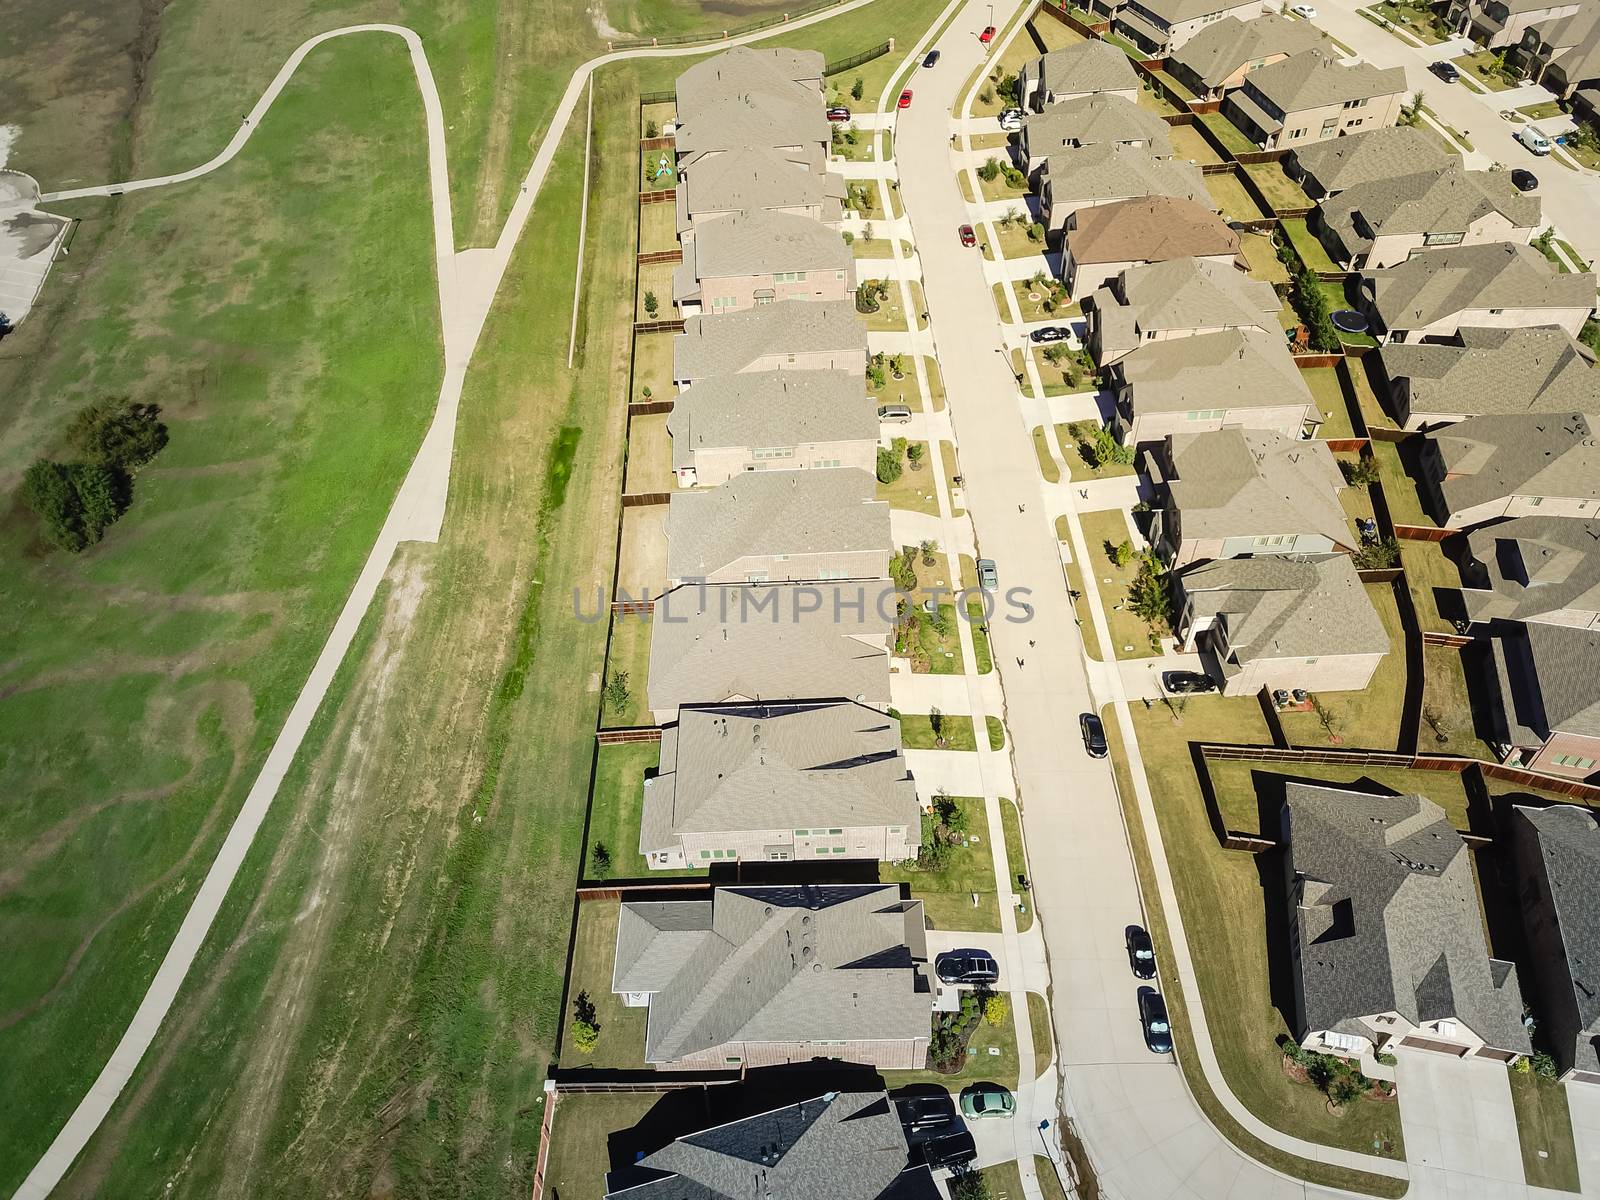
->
[595,725,662,744]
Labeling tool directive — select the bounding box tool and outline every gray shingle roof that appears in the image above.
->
[648,582,892,714]
[1318,167,1541,262]
[691,209,852,279]
[666,468,889,581]
[1163,427,1350,546]
[1498,621,1600,740]
[1093,256,1281,360]
[674,301,867,382]
[667,369,875,468]
[1244,48,1406,112]
[1425,412,1600,518]
[1461,516,1600,626]
[1380,326,1600,420]
[606,1091,939,1200]
[1289,126,1451,197]
[1044,142,1213,212]
[1021,39,1142,98]
[641,701,919,856]
[613,884,931,1063]
[675,49,828,159]
[1023,93,1174,154]
[680,145,842,223]
[1362,241,1598,332]
[1169,14,1331,89]
[1116,326,1319,417]
[1137,0,1262,22]
[1068,195,1240,266]
[1176,553,1388,660]
[1284,783,1531,1054]
[676,47,825,117]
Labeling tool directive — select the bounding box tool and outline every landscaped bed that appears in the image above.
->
[881,795,1002,934]
[1056,420,1135,482]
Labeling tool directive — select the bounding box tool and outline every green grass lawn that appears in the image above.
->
[1275,584,1407,751]
[1205,171,1270,222]
[601,612,655,728]
[1280,217,1340,273]
[1057,422,1135,482]
[1032,426,1062,483]
[561,899,648,1069]
[1028,991,1053,1079]
[1299,367,1348,436]
[632,330,676,401]
[1169,123,1227,165]
[1078,508,1161,659]
[1420,641,1498,762]
[1518,100,1565,120]
[587,741,707,880]
[982,219,1051,262]
[878,441,943,516]
[1199,110,1259,156]
[1400,538,1464,635]
[853,230,900,258]
[1454,48,1521,91]
[539,1091,663,1200]
[1242,232,1292,287]
[882,797,1001,934]
[969,599,996,674]
[1372,439,1438,527]
[1243,161,1313,212]
[999,279,1079,323]
[862,280,926,332]
[987,716,1006,751]
[1508,1067,1581,1192]
[1000,798,1033,932]
[1369,0,1451,42]
[869,362,926,410]
[979,170,1033,203]
[900,712,978,750]
[979,1156,1071,1200]
[1062,555,1105,661]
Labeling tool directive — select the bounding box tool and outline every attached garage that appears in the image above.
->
[1399,1035,1469,1056]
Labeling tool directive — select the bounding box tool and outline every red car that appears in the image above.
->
[898,88,913,109]
[959,224,976,247]
[980,24,997,43]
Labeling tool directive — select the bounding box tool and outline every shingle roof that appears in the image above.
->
[641,701,919,856]
[1245,48,1406,112]
[1319,166,1541,262]
[1021,39,1142,98]
[674,301,867,382]
[1023,93,1174,154]
[1425,412,1600,518]
[1044,142,1213,212]
[648,582,892,714]
[1098,255,1281,343]
[1163,427,1350,546]
[1284,783,1531,1054]
[1362,242,1597,331]
[667,369,875,468]
[675,92,830,159]
[1068,195,1239,266]
[666,468,889,581]
[606,1091,939,1200]
[613,884,931,1063]
[1289,126,1451,196]
[680,145,842,223]
[1505,621,1600,739]
[1138,0,1258,22]
[690,209,852,279]
[1116,326,1320,418]
[1176,553,1388,660]
[676,47,825,117]
[1461,516,1600,626]
[1380,326,1600,420]
[1169,14,1331,89]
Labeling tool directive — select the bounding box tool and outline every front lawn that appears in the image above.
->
[1056,420,1136,482]
[869,357,924,411]
[1368,0,1450,42]
[982,217,1050,262]
[877,439,943,516]
[1079,508,1161,659]
[1453,49,1522,91]
[978,169,1033,202]
[1000,277,1079,322]
[852,230,900,259]
[1518,100,1565,120]
[1508,1066,1581,1193]
[884,1000,1019,1088]
[881,796,1001,934]
[899,711,978,750]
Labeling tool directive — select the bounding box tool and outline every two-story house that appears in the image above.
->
[1039,142,1214,234]
[1419,412,1600,528]
[1062,195,1240,301]
[1223,49,1407,150]
[1114,0,1269,56]
[673,209,854,316]
[1458,516,1600,629]
[1167,13,1332,99]
[1018,40,1142,110]
[1286,125,1452,200]
[1020,93,1173,174]
[1086,255,1282,364]
[1314,165,1540,269]
[1376,326,1599,430]
[1449,0,1581,50]
[1516,4,1600,97]
[673,47,829,170]
[677,144,844,245]
[1489,621,1600,780]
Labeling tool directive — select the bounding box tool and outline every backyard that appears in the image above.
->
[586,741,707,880]
[1242,161,1312,213]
[1280,217,1339,273]
[1274,583,1408,752]
[601,611,655,728]
[1169,122,1226,165]
[1205,171,1270,222]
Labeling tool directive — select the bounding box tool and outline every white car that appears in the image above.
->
[1515,125,1553,155]
[1290,3,1317,16]
[998,108,1024,132]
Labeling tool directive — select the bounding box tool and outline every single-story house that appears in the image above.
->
[1489,621,1600,780]
[1459,516,1600,628]
[1114,0,1269,56]
[677,144,844,242]
[1174,554,1388,694]
[673,300,868,389]
[1019,39,1142,110]
[611,883,933,1069]
[667,368,877,487]
[1223,49,1407,151]
[1039,142,1214,234]
[1375,326,1599,430]
[1282,783,1531,1063]
[1418,412,1600,528]
[1167,14,1332,100]
[1063,195,1241,302]
[1147,427,1351,568]
[640,700,921,870]
[1020,93,1174,174]
[1087,254,1281,365]
[674,209,854,317]
[1286,126,1453,200]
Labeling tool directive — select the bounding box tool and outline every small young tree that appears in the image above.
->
[949,1167,992,1200]
[1340,454,1380,486]
[1111,538,1134,568]
[983,993,1009,1027]
[1423,704,1451,745]
[906,441,926,470]
[1327,1076,1362,1108]
[645,119,659,138]
[1043,344,1066,366]
[590,841,613,876]
[1089,426,1134,468]
[918,537,938,565]
[890,353,906,378]
[930,706,946,747]
[851,76,865,101]
[643,290,659,318]
[1312,695,1342,739]
[862,220,876,243]
[570,991,601,1053]
[978,157,1002,182]
[876,445,904,484]
[604,669,631,714]
[1353,537,1401,569]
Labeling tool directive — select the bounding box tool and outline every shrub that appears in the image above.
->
[906,442,925,470]
[1328,1076,1362,1107]
[978,157,1002,182]
[1340,454,1380,486]
[1027,222,1045,243]
[643,290,659,318]
[983,994,1008,1026]
[1129,552,1174,634]
[68,398,168,469]
[22,460,129,552]
[933,792,968,838]
[590,841,612,876]
[949,1168,991,1200]
[1084,426,1134,469]
[1353,537,1400,569]
[877,446,904,484]
[980,86,995,105]
[1002,166,1027,189]
[603,669,631,714]
[1109,538,1134,568]
[1292,267,1341,352]
[868,360,887,388]
[1533,1050,1559,1079]
[1512,1055,1533,1074]
[856,281,882,315]
[1376,1051,1397,1067]
[570,1018,599,1053]
[842,229,855,245]
[645,119,659,138]
[851,76,865,101]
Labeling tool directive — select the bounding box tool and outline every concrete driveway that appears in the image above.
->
[1393,1048,1526,1198]
[1565,1080,1600,1194]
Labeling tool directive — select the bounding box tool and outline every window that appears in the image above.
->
[712,296,736,309]
[746,572,769,583]
[812,458,841,468]
[831,846,846,854]
[1320,118,1338,137]
[1424,231,1465,247]
[1556,754,1597,769]
[795,829,810,836]
[1530,496,1544,506]
[829,828,843,834]
[753,446,795,460]
[1341,97,1369,109]
[773,271,808,283]
[1287,128,1306,139]
[700,850,712,859]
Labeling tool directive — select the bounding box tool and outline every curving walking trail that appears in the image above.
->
[12,10,874,1198]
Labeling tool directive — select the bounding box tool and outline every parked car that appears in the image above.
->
[895,1091,958,1137]
[960,1083,1016,1120]
[998,107,1024,132]
[936,950,1000,986]
[1512,167,1539,191]
[1139,988,1173,1054]
[1430,60,1460,82]
[914,1129,977,1170]
[1080,712,1107,758]
[826,105,852,122]
[1029,326,1070,344]
[977,558,998,591]
[1289,2,1317,15]
[898,89,914,109]
[959,223,977,247]
[1125,925,1156,979]
[878,403,913,423]
[1162,671,1216,695]
[980,24,997,42]
[923,49,941,67]
[1516,125,1552,155]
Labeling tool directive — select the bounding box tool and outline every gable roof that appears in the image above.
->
[641,701,919,856]
[1023,93,1174,153]
[1243,48,1406,112]
[676,48,823,112]
[1319,166,1541,262]
[1424,412,1600,517]
[680,145,842,223]
[1379,326,1600,419]
[666,468,888,580]
[1362,241,1597,331]
[1163,427,1350,546]
[1289,126,1452,196]
[648,582,892,713]
[1501,621,1600,740]
[1021,39,1142,97]
[1170,14,1331,88]
[605,1091,939,1200]
[1044,142,1214,212]
[1116,326,1319,417]
[674,301,867,381]
[613,884,931,1063]
[1461,516,1600,626]
[1102,255,1281,334]
[1068,195,1240,266]
[667,369,874,468]
[1284,783,1530,1054]
[689,209,851,279]
[1176,553,1387,660]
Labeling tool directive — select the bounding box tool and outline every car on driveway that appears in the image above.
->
[1125,925,1157,979]
[959,223,977,247]
[1029,325,1070,344]
[936,949,1000,986]
[980,24,997,42]
[826,105,852,122]
[1162,670,1216,695]
[896,1091,958,1137]
[976,558,998,591]
[1289,3,1316,15]
[1430,59,1460,82]
[1516,125,1552,154]
[1139,988,1173,1054]
[1512,167,1539,191]
[998,107,1024,131]
[960,1083,1016,1119]
[898,88,914,109]
[1080,712,1107,758]
[878,403,913,423]
[913,1129,977,1170]
[923,49,941,67]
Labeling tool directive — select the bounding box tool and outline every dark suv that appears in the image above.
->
[1080,712,1108,757]
[936,950,1000,986]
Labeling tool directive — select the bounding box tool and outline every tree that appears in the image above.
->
[978,157,1002,182]
[930,706,946,747]
[645,119,659,138]
[643,290,659,318]
[1340,454,1380,486]
[641,385,653,401]
[949,1167,992,1200]
[1353,537,1400,569]
[67,398,168,469]
[906,441,925,470]
[604,669,631,714]
[1027,221,1045,243]
[851,76,865,101]
[1087,426,1134,469]
[22,459,128,552]
[1327,1075,1362,1108]
[570,991,600,1053]
[918,537,938,565]
[862,220,875,243]
[1533,1051,1559,1079]
[890,353,906,378]
[590,841,613,876]
[983,994,1008,1026]
[1129,552,1174,634]
[1110,538,1134,568]
[1003,165,1027,189]
[933,791,968,838]
[1402,91,1426,126]
[1312,695,1342,739]
[1423,704,1451,745]
[877,445,904,484]
[1293,267,1341,352]
[1043,344,1066,366]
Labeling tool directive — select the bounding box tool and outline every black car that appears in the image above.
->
[1138,988,1173,1054]
[1125,925,1156,979]
[1029,325,1070,344]
[914,1129,977,1170]
[1080,712,1107,758]
[895,1092,958,1137]
[1512,167,1539,191]
[923,49,941,67]
[1162,670,1216,695]
[935,950,1000,986]
[1430,59,1460,82]
[826,105,852,122]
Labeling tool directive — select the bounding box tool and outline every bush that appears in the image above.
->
[877,445,904,484]
[1027,222,1045,243]
[1129,552,1174,634]
[590,841,612,876]
[645,119,658,138]
[856,281,882,315]
[643,290,659,318]
[67,398,168,469]
[1376,1051,1397,1067]
[1002,166,1027,189]
[906,442,925,470]
[1291,267,1341,352]
[603,669,631,714]
[1108,538,1134,568]
[1084,426,1134,469]
[978,157,1002,182]
[851,76,864,100]
[1533,1050,1559,1079]
[983,994,1008,1026]
[1352,537,1400,569]
[1340,454,1380,486]
[570,1018,599,1053]
[949,1168,991,1200]
[22,460,129,552]
[841,229,855,245]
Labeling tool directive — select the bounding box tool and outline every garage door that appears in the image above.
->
[1399,1035,1469,1056]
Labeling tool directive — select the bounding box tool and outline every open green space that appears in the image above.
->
[1508,1066,1581,1192]
[882,796,1001,933]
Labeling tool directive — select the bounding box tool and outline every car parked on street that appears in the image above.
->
[923,49,941,67]
[1512,167,1539,191]
[898,89,914,109]
[960,1083,1016,1120]
[936,950,1000,986]
[1139,988,1173,1054]
[1162,670,1216,695]
[826,105,851,122]
[1516,126,1552,155]
[1080,712,1107,758]
[980,24,997,42]
[1125,925,1156,979]
[1290,3,1316,16]
[977,558,998,591]
[1430,60,1460,82]
[959,223,977,247]
[1029,326,1070,344]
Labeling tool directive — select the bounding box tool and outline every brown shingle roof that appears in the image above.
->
[1068,196,1240,265]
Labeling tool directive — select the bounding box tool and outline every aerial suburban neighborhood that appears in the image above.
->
[13,0,1600,1196]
